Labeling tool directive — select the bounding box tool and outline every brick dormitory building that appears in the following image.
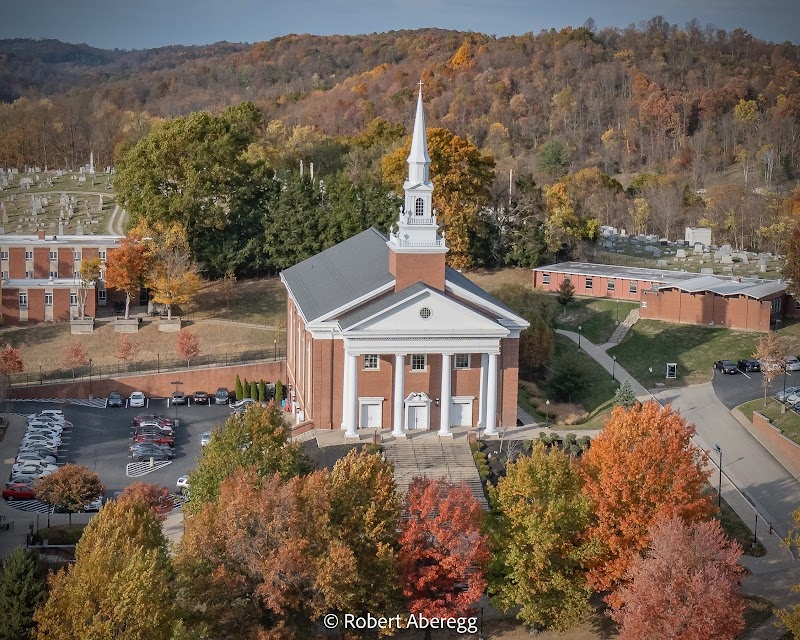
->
[0,230,122,323]
[280,89,529,437]
[533,262,797,331]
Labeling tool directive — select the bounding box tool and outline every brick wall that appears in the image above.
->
[9,361,287,401]
[389,250,446,292]
[750,412,800,480]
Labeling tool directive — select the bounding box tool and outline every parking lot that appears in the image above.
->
[711,366,799,410]
[6,397,234,507]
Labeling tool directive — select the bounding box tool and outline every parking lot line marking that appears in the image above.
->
[741,371,751,379]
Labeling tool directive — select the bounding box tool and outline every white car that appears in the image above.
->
[129,391,146,408]
[176,475,189,494]
[16,451,57,465]
[28,410,64,420]
[786,357,800,372]
[21,434,61,448]
[12,462,58,477]
[28,412,66,424]
[26,423,63,435]
[18,443,59,457]
[200,432,212,447]
[83,495,104,511]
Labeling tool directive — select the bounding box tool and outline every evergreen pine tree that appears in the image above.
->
[250,381,258,401]
[242,378,250,398]
[0,548,47,640]
[612,381,638,408]
[258,381,266,402]
[275,381,284,405]
[235,375,243,401]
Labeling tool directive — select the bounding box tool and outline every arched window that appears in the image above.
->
[415,197,425,216]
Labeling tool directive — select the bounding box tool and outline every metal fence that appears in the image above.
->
[10,347,285,387]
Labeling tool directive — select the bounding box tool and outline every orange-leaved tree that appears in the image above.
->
[34,464,104,525]
[610,516,745,640]
[399,478,489,639]
[118,482,173,521]
[62,342,88,378]
[115,334,140,364]
[104,233,149,320]
[753,330,787,406]
[175,329,200,368]
[580,402,714,597]
[0,343,23,374]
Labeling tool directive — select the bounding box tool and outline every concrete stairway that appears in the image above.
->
[606,307,640,345]
[383,435,489,509]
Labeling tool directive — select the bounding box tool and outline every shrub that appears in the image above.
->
[275,381,283,404]
[235,375,243,400]
[257,381,266,402]
[563,433,577,447]
[250,381,258,401]
[242,378,250,398]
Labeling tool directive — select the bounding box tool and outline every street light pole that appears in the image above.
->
[171,380,182,424]
[39,363,42,385]
[545,399,550,429]
[649,366,654,389]
[578,325,582,351]
[612,355,617,381]
[713,444,722,508]
[274,338,277,360]
[88,358,92,399]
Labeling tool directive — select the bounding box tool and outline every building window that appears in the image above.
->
[1,271,7,279]
[542,273,550,285]
[772,298,782,315]
[629,281,638,294]
[25,271,33,279]
[795,300,800,311]
[363,354,379,370]
[607,280,616,293]
[73,251,81,260]
[419,307,432,320]
[411,354,427,371]
[18,292,27,307]
[49,270,58,279]
[585,277,593,291]
[25,250,33,260]
[415,197,424,216]
[44,293,53,306]
[70,293,77,306]
[454,354,470,369]
[98,289,107,302]
[49,250,57,260]
[0,251,8,260]
[99,250,106,260]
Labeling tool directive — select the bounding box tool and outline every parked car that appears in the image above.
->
[129,445,175,462]
[132,414,174,427]
[776,386,800,403]
[230,398,256,414]
[16,451,57,465]
[786,393,800,407]
[2,482,36,501]
[21,433,61,447]
[12,462,58,476]
[215,387,230,405]
[28,412,66,424]
[737,359,761,372]
[18,443,59,458]
[83,495,104,511]
[132,422,174,436]
[171,391,187,405]
[9,473,43,485]
[107,391,124,407]
[786,357,800,372]
[134,434,175,447]
[193,391,209,405]
[26,420,63,432]
[129,391,146,407]
[37,409,64,418]
[713,360,738,374]
[201,432,212,447]
[176,475,189,495]
[25,426,62,439]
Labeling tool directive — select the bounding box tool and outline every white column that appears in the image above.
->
[340,351,350,429]
[484,352,499,436]
[392,354,406,438]
[439,353,453,437]
[344,352,359,438]
[477,353,488,428]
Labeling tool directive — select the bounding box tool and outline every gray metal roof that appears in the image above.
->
[338,282,427,330]
[444,267,523,320]
[281,228,394,322]
[534,261,702,283]
[656,276,786,300]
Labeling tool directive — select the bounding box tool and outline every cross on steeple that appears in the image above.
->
[418,79,424,92]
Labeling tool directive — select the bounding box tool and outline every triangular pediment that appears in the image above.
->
[339,285,508,337]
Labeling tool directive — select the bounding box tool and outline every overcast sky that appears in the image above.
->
[1,0,798,49]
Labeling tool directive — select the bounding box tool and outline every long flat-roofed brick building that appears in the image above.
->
[533,262,791,331]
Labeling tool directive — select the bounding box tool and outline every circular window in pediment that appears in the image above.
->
[419,307,432,320]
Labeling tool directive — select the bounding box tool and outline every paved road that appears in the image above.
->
[653,382,800,539]
[711,366,800,410]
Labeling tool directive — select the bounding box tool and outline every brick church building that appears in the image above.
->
[281,88,528,438]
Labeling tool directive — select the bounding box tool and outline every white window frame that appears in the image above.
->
[49,250,57,260]
[18,292,27,307]
[415,197,424,216]
[1,271,7,279]
[363,354,379,370]
[0,251,8,260]
[25,250,33,260]
[629,281,638,294]
[99,250,106,260]
[98,289,107,302]
[795,300,800,311]
[454,354,471,370]
[541,273,550,285]
[607,280,616,293]
[49,270,58,279]
[772,298,782,314]
[25,270,33,279]
[73,250,81,260]
[411,354,427,371]
[69,293,77,306]
[44,293,53,306]
[585,276,593,291]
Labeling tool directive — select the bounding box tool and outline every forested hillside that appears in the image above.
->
[1,20,799,273]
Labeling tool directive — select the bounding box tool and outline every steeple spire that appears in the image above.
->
[407,82,430,184]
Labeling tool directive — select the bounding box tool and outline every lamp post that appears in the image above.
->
[783,366,788,414]
[171,380,182,424]
[545,399,550,428]
[649,366,654,389]
[577,325,582,351]
[39,362,42,385]
[612,355,617,381]
[88,358,92,399]
[274,338,277,360]
[616,299,620,325]
[713,444,722,508]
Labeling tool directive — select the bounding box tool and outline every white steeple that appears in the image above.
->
[388,81,447,256]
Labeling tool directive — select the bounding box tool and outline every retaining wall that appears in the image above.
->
[750,411,800,480]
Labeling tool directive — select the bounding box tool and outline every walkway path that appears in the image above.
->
[603,308,639,347]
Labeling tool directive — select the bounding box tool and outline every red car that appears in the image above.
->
[3,482,36,501]
[133,434,175,447]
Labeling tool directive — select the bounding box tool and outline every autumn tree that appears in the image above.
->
[754,330,787,405]
[610,516,745,640]
[0,548,47,640]
[34,464,104,524]
[399,478,489,639]
[62,342,88,378]
[784,223,800,296]
[115,334,140,363]
[219,270,237,308]
[328,449,403,621]
[104,233,148,319]
[0,344,23,374]
[777,508,800,635]
[185,403,309,512]
[175,329,201,368]
[142,223,202,320]
[382,127,495,268]
[34,498,176,640]
[176,470,335,640]
[76,256,101,320]
[556,278,575,313]
[489,443,599,632]
[581,402,714,597]
[118,482,173,521]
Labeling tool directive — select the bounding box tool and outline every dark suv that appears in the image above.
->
[193,391,210,405]
[215,387,230,405]
[107,391,123,408]
[737,358,761,372]
[714,360,738,374]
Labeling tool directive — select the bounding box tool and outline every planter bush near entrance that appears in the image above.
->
[158,317,182,332]
[114,317,141,333]
[69,318,94,335]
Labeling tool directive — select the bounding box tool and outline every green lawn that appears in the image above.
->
[553,334,619,412]
[556,298,638,344]
[738,398,800,446]
[608,320,761,387]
